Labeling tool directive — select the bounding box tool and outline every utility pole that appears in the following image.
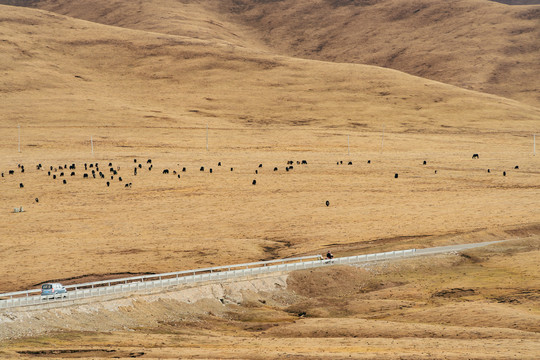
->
[380,125,385,153]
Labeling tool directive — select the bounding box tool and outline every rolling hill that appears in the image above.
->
[4,0,539,106]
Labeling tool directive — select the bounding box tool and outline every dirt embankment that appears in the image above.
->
[0,275,290,341]
[1,239,539,359]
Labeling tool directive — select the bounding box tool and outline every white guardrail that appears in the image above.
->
[0,249,419,310]
[2,242,501,311]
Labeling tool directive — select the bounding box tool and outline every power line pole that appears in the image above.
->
[380,125,385,153]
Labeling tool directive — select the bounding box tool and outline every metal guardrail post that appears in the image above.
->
[0,249,493,310]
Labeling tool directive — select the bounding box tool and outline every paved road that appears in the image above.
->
[0,240,507,311]
[414,240,506,255]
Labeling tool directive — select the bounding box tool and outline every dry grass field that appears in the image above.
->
[0,0,539,358]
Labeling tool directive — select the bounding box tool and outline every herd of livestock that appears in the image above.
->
[1,154,520,206]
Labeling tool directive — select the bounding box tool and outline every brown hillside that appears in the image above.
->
[2,4,537,132]
[213,0,540,105]
[5,0,539,105]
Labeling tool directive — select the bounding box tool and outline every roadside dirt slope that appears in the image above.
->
[1,239,538,359]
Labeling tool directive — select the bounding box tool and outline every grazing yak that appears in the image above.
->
[472,154,479,159]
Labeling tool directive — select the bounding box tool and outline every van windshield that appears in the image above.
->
[42,284,52,289]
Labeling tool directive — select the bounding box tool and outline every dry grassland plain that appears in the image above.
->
[0,0,539,358]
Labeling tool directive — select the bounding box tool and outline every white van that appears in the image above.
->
[41,283,67,299]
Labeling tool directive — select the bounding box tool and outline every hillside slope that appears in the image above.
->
[5,0,539,106]
[214,0,540,106]
[1,3,538,133]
